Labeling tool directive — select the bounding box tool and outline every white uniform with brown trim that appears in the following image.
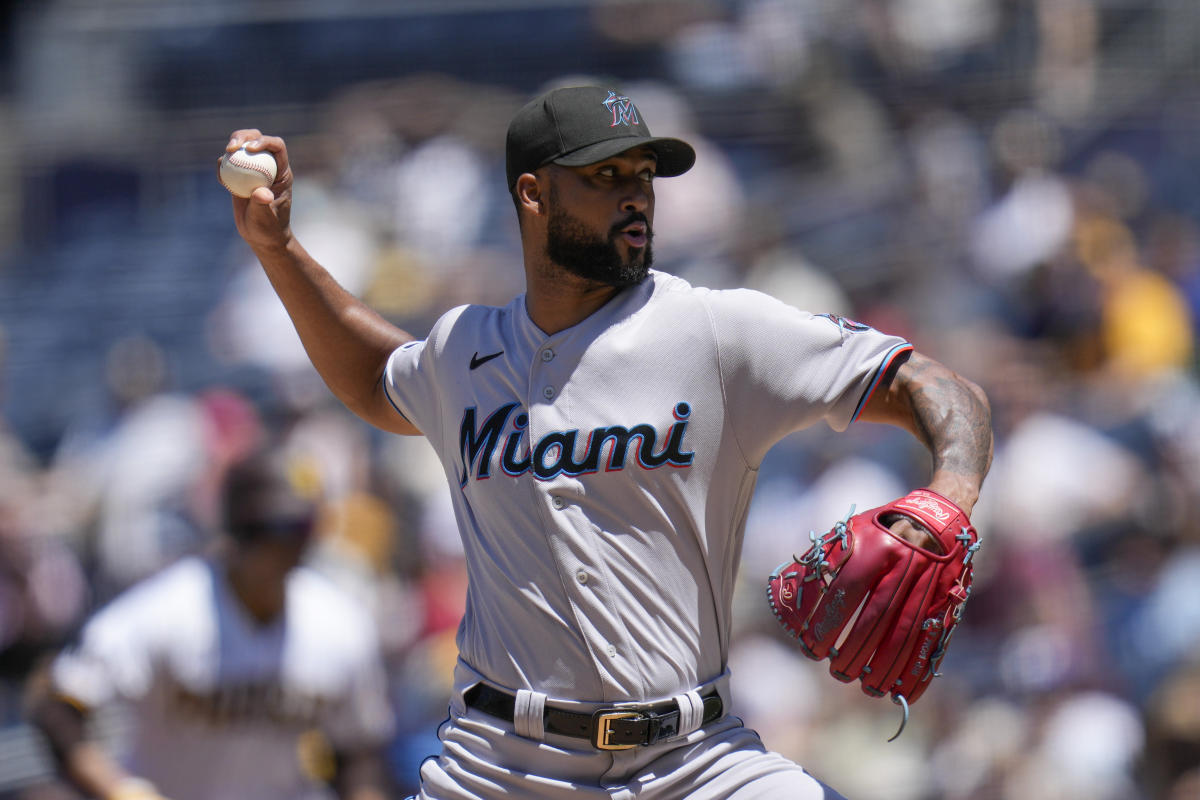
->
[384,269,911,799]
[50,557,394,800]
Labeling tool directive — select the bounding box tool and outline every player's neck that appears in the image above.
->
[224,558,288,625]
[523,264,625,335]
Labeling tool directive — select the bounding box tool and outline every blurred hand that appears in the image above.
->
[105,777,171,800]
[888,516,942,553]
[222,129,294,252]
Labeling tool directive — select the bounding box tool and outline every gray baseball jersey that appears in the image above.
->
[384,269,911,706]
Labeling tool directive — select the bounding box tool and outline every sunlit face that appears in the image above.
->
[543,147,657,288]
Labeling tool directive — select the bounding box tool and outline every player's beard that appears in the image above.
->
[545,204,653,288]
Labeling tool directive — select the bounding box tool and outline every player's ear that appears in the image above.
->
[515,174,545,217]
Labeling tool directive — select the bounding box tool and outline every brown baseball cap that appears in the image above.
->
[221,451,318,543]
[505,86,696,188]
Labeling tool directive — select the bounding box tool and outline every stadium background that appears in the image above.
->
[1,1,1199,797]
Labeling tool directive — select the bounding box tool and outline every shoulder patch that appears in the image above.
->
[817,313,872,333]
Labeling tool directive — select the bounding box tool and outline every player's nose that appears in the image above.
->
[619,182,650,214]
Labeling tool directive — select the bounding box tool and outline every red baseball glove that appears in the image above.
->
[766,489,980,738]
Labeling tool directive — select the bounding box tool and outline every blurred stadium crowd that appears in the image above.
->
[1,0,1200,798]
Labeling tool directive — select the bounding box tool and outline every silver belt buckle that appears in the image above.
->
[592,710,640,750]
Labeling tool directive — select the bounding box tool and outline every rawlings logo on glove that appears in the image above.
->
[766,489,981,739]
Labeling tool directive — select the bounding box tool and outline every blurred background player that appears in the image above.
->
[26,447,395,800]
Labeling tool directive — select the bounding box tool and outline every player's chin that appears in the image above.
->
[611,270,648,289]
[608,256,650,287]
[616,242,652,274]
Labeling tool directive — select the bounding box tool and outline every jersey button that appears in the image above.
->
[575,570,588,584]
[552,496,565,510]
[541,348,555,362]
[542,386,556,400]
[606,644,618,658]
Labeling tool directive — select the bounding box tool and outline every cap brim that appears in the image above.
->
[551,136,696,178]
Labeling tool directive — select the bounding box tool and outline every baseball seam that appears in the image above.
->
[223,151,276,185]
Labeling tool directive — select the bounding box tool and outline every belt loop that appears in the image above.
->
[672,689,705,736]
[513,689,547,740]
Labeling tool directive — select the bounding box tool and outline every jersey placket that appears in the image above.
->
[524,335,638,697]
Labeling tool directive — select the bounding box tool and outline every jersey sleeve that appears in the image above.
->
[704,288,912,463]
[382,305,469,443]
[50,589,159,709]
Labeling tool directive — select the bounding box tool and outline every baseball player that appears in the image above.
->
[28,448,395,800]
[223,85,992,799]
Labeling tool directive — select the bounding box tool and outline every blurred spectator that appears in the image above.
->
[1145,660,1200,798]
[969,110,1074,283]
[1033,0,1099,121]
[44,336,218,594]
[1074,213,1194,379]
[1001,691,1144,800]
[0,503,88,725]
[1145,211,1200,341]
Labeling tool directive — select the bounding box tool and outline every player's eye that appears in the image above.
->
[639,169,656,182]
[596,165,616,177]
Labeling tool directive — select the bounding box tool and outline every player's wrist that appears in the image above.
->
[923,475,980,517]
[247,229,301,263]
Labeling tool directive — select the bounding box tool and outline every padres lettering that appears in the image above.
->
[167,677,326,727]
[459,402,694,486]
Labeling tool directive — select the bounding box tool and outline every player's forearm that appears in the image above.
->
[861,352,993,514]
[29,695,141,799]
[251,235,418,434]
[224,128,418,435]
[61,742,151,800]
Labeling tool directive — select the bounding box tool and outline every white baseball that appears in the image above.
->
[219,147,278,198]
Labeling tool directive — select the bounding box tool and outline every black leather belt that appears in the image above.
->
[463,683,724,750]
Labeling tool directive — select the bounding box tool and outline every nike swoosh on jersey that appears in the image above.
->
[469,350,504,370]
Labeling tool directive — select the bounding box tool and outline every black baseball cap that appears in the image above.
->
[506,86,696,188]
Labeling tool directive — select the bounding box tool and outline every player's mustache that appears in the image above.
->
[611,213,652,239]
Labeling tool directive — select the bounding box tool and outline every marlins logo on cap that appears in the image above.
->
[602,91,640,127]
